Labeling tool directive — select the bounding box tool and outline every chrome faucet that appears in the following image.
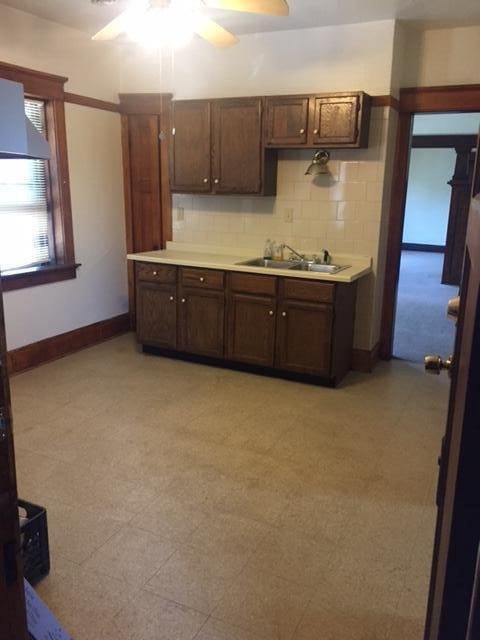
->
[281,244,331,265]
[281,244,305,261]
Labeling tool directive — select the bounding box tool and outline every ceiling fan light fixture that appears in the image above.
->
[126,5,195,48]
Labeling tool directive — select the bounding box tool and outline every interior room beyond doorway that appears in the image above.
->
[393,112,479,362]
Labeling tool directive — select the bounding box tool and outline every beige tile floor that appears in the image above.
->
[11,333,450,640]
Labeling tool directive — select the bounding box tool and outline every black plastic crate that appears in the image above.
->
[18,499,50,585]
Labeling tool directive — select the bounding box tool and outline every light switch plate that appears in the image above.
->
[177,206,185,221]
[284,207,294,223]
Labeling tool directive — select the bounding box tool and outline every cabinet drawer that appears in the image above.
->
[180,267,224,290]
[282,278,334,304]
[137,262,177,284]
[229,272,276,296]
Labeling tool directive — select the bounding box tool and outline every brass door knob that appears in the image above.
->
[268,310,274,316]
[313,128,319,135]
[214,178,219,184]
[199,277,205,283]
[281,311,287,317]
[447,296,460,322]
[425,354,453,376]
[181,298,186,303]
[203,178,208,184]
[169,296,174,302]
[299,128,305,134]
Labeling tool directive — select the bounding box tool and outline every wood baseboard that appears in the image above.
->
[402,242,445,253]
[7,313,131,374]
[351,342,380,373]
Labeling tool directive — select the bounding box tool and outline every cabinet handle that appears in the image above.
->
[153,271,158,276]
[299,128,305,134]
[199,277,205,283]
[181,298,186,303]
[214,178,219,184]
[268,310,274,316]
[169,296,174,302]
[203,178,208,184]
[313,129,319,135]
[281,311,287,317]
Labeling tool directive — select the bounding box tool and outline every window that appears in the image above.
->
[0,60,77,292]
[0,99,52,271]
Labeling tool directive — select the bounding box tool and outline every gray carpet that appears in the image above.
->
[393,251,458,363]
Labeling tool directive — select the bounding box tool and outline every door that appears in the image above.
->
[0,281,29,639]
[265,96,309,146]
[171,100,211,193]
[312,94,360,146]
[136,282,177,349]
[211,98,263,194]
[178,288,225,358]
[226,293,276,367]
[424,137,480,639]
[442,145,476,285]
[276,300,333,375]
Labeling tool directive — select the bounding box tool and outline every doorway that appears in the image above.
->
[392,112,479,362]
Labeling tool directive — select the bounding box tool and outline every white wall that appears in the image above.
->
[0,5,127,350]
[120,20,396,97]
[413,113,480,135]
[403,148,455,246]
[403,25,480,88]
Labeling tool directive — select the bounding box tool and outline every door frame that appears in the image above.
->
[379,84,480,360]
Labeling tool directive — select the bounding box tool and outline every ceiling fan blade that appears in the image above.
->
[193,16,239,47]
[202,0,289,16]
[92,0,149,41]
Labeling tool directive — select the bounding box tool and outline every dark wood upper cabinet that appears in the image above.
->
[227,292,276,367]
[171,97,277,196]
[265,96,309,146]
[178,288,225,358]
[264,91,371,149]
[212,98,264,195]
[171,100,211,193]
[312,93,370,148]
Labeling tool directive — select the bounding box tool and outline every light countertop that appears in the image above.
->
[127,242,372,284]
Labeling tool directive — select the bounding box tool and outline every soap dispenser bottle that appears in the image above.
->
[263,239,273,259]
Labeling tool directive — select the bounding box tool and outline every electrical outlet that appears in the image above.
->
[177,206,185,221]
[284,207,294,223]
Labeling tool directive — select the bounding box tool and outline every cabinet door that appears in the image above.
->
[212,98,263,194]
[171,100,211,193]
[136,282,177,349]
[128,114,162,250]
[227,293,276,367]
[312,94,360,146]
[179,288,225,358]
[265,96,309,146]
[276,300,333,376]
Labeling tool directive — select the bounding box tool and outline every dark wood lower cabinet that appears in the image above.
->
[178,288,225,358]
[135,263,358,385]
[136,281,177,349]
[227,293,276,367]
[276,301,333,376]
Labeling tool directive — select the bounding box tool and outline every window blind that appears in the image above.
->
[0,99,51,272]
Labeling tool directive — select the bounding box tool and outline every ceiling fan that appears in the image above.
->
[91,0,289,48]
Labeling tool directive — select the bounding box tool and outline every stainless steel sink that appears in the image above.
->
[236,257,350,274]
[289,263,351,274]
[235,258,302,269]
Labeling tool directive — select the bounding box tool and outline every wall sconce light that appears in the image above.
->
[305,149,331,176]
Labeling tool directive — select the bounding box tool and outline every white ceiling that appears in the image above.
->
[2,0,480,37]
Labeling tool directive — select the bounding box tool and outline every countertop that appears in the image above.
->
[127,242,372,284]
